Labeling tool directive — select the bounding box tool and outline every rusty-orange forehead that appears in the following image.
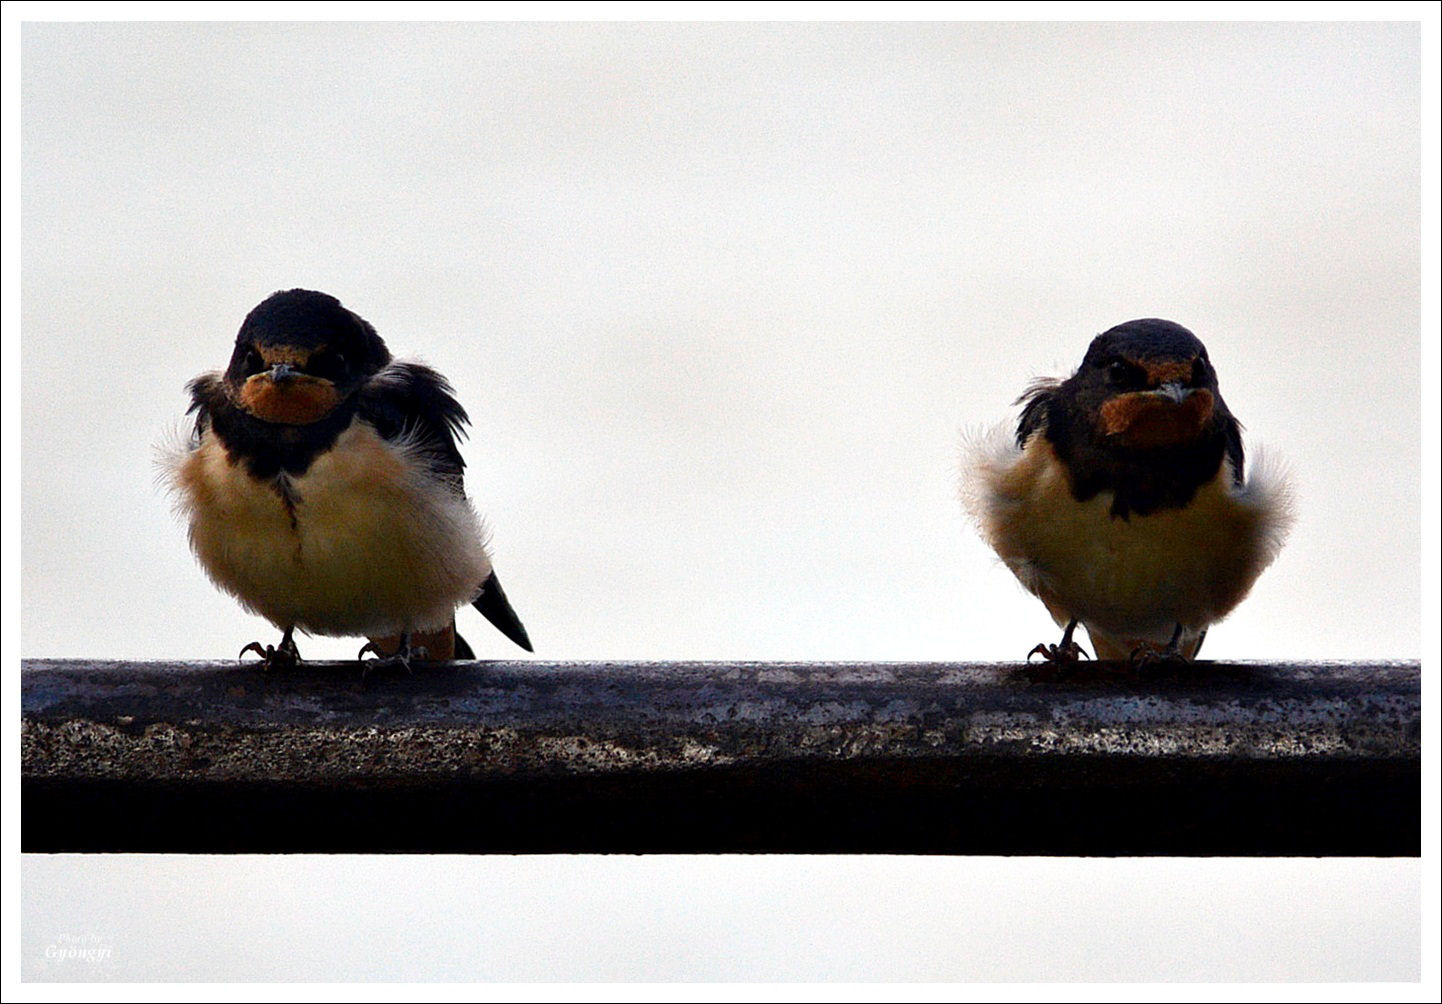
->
[254,344,324,368]
[1140,360,1193,386]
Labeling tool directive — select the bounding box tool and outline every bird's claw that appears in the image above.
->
[1027,640,1091,664]
[238,639,300,670]
[1129,642,1188,668]
[357,639,428,675]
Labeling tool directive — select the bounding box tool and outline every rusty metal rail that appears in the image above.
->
[21,658,1420,855]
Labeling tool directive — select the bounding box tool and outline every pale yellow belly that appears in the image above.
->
[171,422,493,637]
[975,436,1283,643]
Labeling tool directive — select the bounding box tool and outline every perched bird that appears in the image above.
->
[167,288,532,665]
[966,319,1292,663]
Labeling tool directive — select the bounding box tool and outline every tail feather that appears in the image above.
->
[453,632,475,660]
[473,570,533,652]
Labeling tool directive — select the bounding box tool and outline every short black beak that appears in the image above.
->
[269,362,297,384]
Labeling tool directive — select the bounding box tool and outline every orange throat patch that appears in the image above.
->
[1099,388,1214,448]
[238,374,340,425]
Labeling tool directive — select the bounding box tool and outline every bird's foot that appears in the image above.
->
[1129,624,1193,669]
[239,633,301,670]
[1027,618,1089,667]
[357,636,429,675]
[1027,640,1090,664]
[1129,641,1189,669]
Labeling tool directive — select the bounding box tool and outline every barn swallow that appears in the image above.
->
[167,288,533,666]
[966,319,1293,663]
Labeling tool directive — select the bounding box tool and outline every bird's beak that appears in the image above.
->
[268,362,298,384]
[1151,381,1188,405]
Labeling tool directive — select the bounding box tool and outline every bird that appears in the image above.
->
[965,318,1293,664]
[166,288,533,666]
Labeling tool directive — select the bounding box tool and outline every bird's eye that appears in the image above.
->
[243,348,264,376]
[1189,358,1208,386]
[308,351,347,382]
[1105,359,1139,387]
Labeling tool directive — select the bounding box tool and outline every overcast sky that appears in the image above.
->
[12,16,1432,986]
[18,20,1425,665]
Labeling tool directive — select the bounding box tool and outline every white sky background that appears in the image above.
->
[19,20,1423,664]
[12,16,1433,988]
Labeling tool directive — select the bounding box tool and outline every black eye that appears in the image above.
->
[1189,358,1208,386]
[306,351,347,381]
[243,348,264,376]
[1105,359,1139,387]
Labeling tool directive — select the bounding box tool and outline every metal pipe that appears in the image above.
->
[22,659,1420,855]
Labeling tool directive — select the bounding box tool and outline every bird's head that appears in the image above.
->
[224,289,391,425]
[1068,319,1228,451]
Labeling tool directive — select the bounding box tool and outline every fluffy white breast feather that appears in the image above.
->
[169,419,494,639]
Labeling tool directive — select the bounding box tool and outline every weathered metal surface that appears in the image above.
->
[21,659,1420,855]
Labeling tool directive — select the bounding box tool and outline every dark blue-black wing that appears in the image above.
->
[1223,415,1245,486]
[357,362,471,493]
[1014,379,1060,448]
[359,363,534,652]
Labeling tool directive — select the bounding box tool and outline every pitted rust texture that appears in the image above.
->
[21,660,1420,784]
[20,718,745,782]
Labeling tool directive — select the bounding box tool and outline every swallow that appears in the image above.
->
[966,319,1293,663]
[167,288,533,666]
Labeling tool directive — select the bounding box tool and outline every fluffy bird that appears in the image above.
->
[168,288,532,665]
[966,319,1292,663]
